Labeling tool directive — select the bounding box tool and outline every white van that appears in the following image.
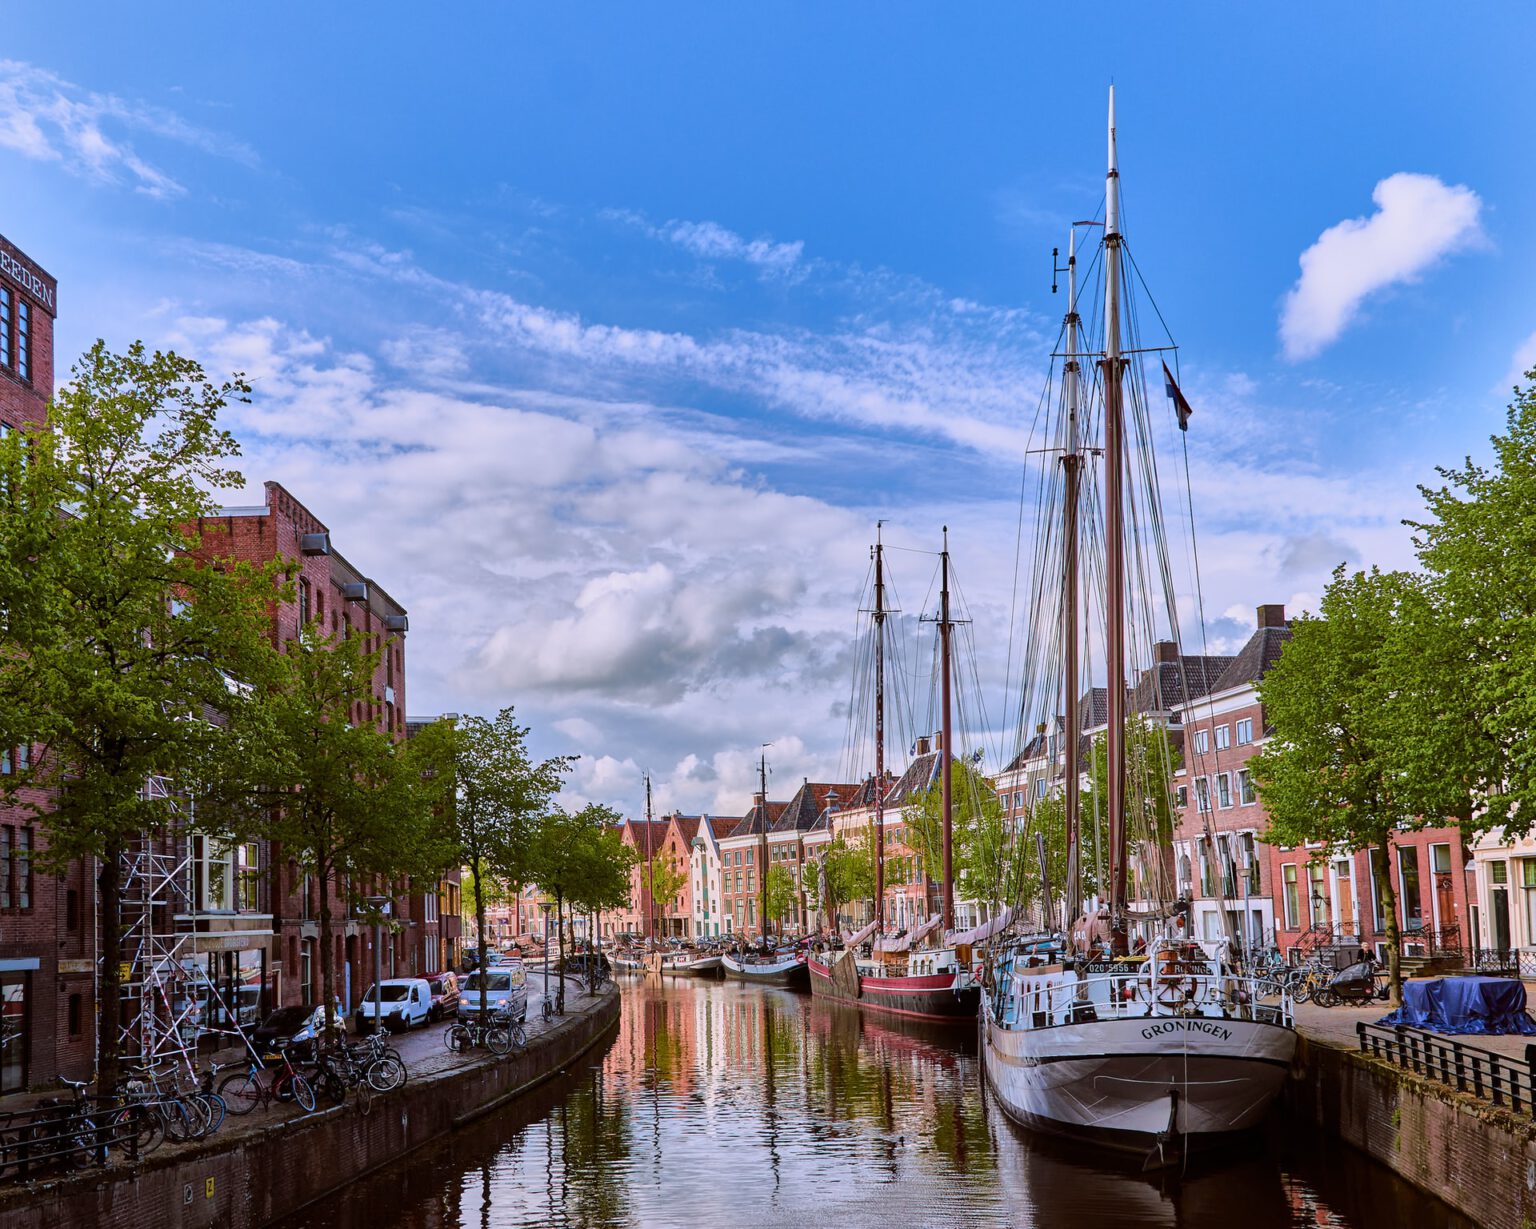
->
[355,977,433,1034]
[456,969,528,1023]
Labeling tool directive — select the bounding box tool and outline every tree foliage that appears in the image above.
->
[765,863,796,935]
[904,759,1015,917]
[819,832,876,928]
[1249,566,1464,1001]
[646,853,688,934]
[0,341,278,1087]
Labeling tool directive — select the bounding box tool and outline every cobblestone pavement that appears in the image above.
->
[1293,993,1536,1059]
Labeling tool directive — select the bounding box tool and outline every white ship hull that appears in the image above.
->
[982,1010,1295,1149]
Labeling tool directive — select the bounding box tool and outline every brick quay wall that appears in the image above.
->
[0,987,621,1229]
[1285,1020,1536,1229]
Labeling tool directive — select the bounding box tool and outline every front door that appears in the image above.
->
[1493,887,1512,953]
[1334,861,1356,936]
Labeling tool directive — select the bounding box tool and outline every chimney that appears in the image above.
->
[933,729,945,754]
[1257,603,1287,630]
[1153,640,1179,664]
[826,791,839,813]
[915,735,931,756]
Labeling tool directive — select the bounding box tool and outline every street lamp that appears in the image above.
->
[365,894,391,1037]
[540,901,553,1016]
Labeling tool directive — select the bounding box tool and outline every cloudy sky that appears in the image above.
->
[3,6,1531,819]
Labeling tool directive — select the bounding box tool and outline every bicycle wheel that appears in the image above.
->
[160,1099,197,1143]
[367,1053,406,1092]
[445,1024,468,1053]
[508,1024,527,1051]
[216,1072,262,1116]
[486,1026,511,1056]
[115,1104,164,1155]
[355,1078,373,1116]
[196,1092,226,1136]
[288,1074,317,1114]
[183,1095,214,1140]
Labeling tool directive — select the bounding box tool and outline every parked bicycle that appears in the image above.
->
[115,1062,216,1143]
[446,1010,521,1056]
[217,1046,317,1115]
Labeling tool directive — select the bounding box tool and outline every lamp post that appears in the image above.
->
[365,895,391,1037]
[540,901,553,1016]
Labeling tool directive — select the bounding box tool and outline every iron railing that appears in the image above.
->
[0,1097,143,1180]
[1357,1021,1536,1115]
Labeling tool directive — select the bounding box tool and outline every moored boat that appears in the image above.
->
[721,949,810,988]
[979,89,1295,1165]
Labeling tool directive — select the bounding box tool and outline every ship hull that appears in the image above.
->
[981,1011,1296,1152]
[721,952,810,988]
[807,956,980,1023]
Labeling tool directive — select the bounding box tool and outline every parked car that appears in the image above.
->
[355,978,433,1035]
[423,971,460,1021]
[252,999,344,1060]
[456,969,528,1023]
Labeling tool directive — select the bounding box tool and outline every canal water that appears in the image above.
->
[277,978,1472,1229]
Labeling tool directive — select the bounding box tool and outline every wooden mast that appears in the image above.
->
[939,527,954,934]
[758,750,770,947]
[1101,86,1129,957]
[872,525,887,939]
[1061,226,1083,934]
[646,774,656,944]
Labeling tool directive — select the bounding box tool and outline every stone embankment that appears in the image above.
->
[0,978,620,1229]
[1289,1001,1536,1229]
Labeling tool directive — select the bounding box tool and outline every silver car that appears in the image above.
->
[456,969,528,1023]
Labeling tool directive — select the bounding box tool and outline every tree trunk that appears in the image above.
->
[472,852,489,1022]
[97,843,123,1093]
[556,890,565,1010]
[1374,841,1402,1005]
[318,872,336,1036]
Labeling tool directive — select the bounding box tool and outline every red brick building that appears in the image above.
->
[0,233,95,1095]
[198,482,457,1008]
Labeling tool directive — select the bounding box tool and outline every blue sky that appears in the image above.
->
[3,6,1532,817]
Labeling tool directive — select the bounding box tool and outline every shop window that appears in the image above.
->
[0,974,28,1092]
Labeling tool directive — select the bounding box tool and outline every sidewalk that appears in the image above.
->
[1293,998,1536,1062]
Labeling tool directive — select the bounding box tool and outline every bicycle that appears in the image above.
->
[116,1063,209,1144]
[352,1031,408,1091]
[216,1046,317,1115]
[446,1014,513,1057]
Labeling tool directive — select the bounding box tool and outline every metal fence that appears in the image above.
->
[1356,1021,1536,1115]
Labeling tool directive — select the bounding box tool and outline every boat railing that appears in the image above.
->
[995,961,1292,1031]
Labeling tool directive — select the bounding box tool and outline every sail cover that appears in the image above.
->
[948,906,1014,947]
[841,920,878,948]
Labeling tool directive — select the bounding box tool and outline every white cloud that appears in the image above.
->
[0,59,256,198]
[1501,330,1536,395]
[1280,172,1482,361]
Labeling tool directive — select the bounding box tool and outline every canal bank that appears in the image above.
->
[1287,1001,1536,1229]
[0,981,620,1229]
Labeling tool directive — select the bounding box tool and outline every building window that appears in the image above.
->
[1235,718,1254,745]
[1309,862,1329,926]
[0,828,10,909]
[0,289,9,371]
[237,842,262,912]
[1241,833,1260,894]
[1282,864,1299,929]
[0,974,27,1092]
[1194,730,1209,754]
[1214,725,1231,750]
[1194,778,1211,813]
[1174,785,1188,809]
[14,300,27,384]
[1197,839,1212,897]
[1237,770,1256,805]
[67,993,82,1038]
[1216,773,1232,809]
[200,838,234,911]
[298,578,310,625]
[0,748,10,775]
[15,828,29,910]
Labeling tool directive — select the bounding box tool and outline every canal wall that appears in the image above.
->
[0,989,621,1229]
[1288,1029,1536,1229]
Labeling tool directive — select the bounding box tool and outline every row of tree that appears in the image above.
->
[1252,381,1536,1001]
[0,341,633,1084]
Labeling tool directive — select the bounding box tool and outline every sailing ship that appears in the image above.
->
[722,751,811,989]
[807,528,982,1023]
[980,90,1295,1163]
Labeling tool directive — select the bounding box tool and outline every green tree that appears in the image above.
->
[246,625,446,1036]
[1409,386,1536,837]
[905,760,1015,921]
[1250,566,1463,1002]
[417,708,570,1019]
[765,863,797,937]
[820,833,876,930]
[0,341,277,1090]
[648,854,688,940]
[533,804,630,991]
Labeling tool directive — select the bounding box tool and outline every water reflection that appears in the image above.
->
[275,979,1472,1229]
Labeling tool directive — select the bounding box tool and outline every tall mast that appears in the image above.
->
[758,749,770,946]
[1061,226,1082,934]
[873,525,887,937]
[939,527,954,933]
[646,774,656,944]
[1101,86,1129,958]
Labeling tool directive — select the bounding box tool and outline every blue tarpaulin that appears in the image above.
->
[1376,976,1536,1035]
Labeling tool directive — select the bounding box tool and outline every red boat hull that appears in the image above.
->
[807,956,980,1023]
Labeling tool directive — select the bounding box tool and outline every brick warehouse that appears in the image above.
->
[196,482,462,1012]
[0,232,98,1093]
